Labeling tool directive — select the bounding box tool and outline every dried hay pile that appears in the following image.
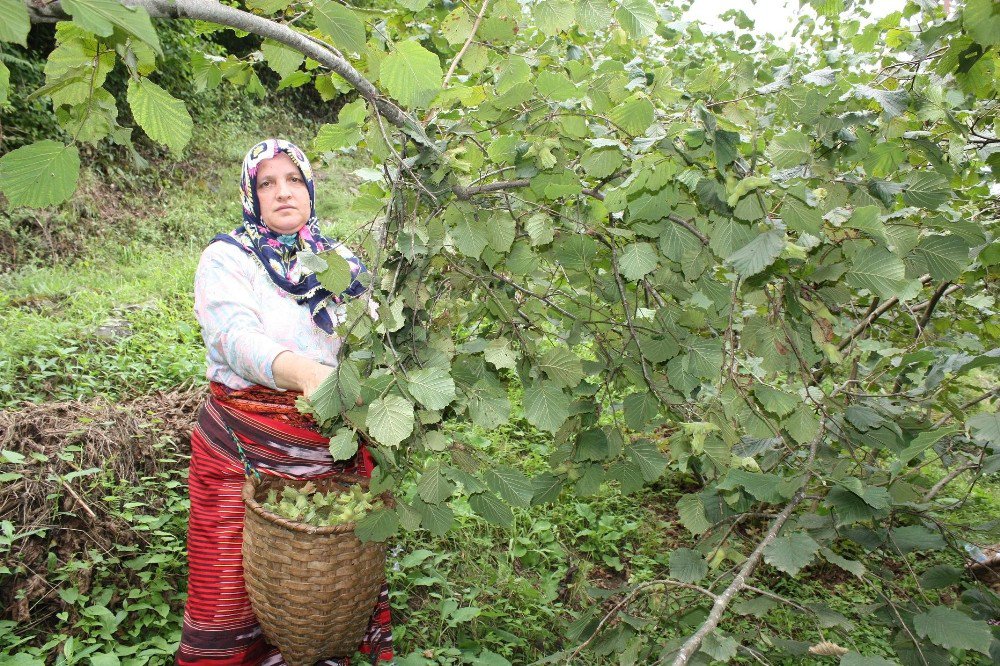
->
[0,386,203,625]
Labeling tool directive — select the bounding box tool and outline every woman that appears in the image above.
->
[177,139,394,665]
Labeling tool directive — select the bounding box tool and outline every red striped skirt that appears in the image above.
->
[176,384,394,665]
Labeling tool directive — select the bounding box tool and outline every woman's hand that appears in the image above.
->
[272,351,334,397]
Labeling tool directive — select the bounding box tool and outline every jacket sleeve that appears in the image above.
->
[194,243,291,389]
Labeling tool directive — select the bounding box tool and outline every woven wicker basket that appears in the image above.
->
[241,473,387,666]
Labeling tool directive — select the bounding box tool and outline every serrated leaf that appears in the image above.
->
[615,0,657,38]
[677,493,711,535]
[486,212,515,253]
[0,141,80,208]
[61,0,161,53]
[717,469,784,503]
[356,508,399,542]
[533,0,575,36]
[0,61,7,106]
[726,230,785,278]
[380,40,443,108]
[484,466,533,508]
[845,206,888,246]
[313,0,367,54]
[764,531,819,575]
[964,0,1000,46]
[784,406,820,444]
[820,547,866,578]
[310,248,355,292]
[575,0,612,32]
[968,412,1000,447]
[845,246,906,299]
[902,171,950,209]
[628,439,667,482]
[413,497,454,535]
[468,380,511,429]
[407,367,456,410]
[127,79,192,154]
[0,0,30,46]
[530,472,564,505]
[523,381,570,433]
[484,338,519,370]
[609,96,655,136]
[524,213,554,247]
[618,242,658,281]
[539,347,584,388]
[366,394,415,447]
[767,130,811,169]
[897,425,959,464]
[623,392,659,431]
[261,39,304,78]
[669,548,708,583]
[913,607,992,655]
[890,526,945,554]
[581,148,623,179]
[915,235,970,281]
[782,197,822,235]
[851,84,909,118]
[469,491,514,527]
[417,465,457,504]
[753,385,797,417]
[328,428,359,461]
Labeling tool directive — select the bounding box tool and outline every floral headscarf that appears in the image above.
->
[212,138,367,335]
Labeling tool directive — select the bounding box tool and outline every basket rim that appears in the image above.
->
[241,473,387,536]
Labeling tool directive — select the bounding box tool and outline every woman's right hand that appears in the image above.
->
[272,351,334,397]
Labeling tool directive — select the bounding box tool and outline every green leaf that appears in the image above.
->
[355,508,399,542]
[897,425,959,465]
[845,206,888,246]
[407,367,456,410]
[575,0,612,32]
[890,526,945,554]
[126,78,193,154]
[753,385,797,417]
[61,0,161,52]
[485,212,515,253]
[677,493,711,535]
[725,230,785,278]
[580,148,623,179]
[968,412,1000,447]
[669,548,708,583]
[484,466,533,508]
[469,491,514,527]
[764,531,819,575]
[484,338,519,370]
[524,213,554,246]
[784,406,820,444]
[417,465,457,504]
[0,0,30,46]
[902,171,950,209]
[915,235,970,281]
[618,242,659,281]
[328,428,359,461]
[845,246,906,299]
[615,0,657,38]
[820,547,866,578]
[913,607,992,655]
[539,347,584,389]
[523,381,570,433]
[782,197,822,235]
[717,469,784,503]
[609,96,655,135]
[628,439,667,482]
[0,140,81,208]
[366,394,415,447]
[468,380,511,429]
[413,497,454,535]
[380,40,443,108]
[767,130,811,169]
[313,0,367,54]
[0,61,8,106]
[533,0,575,36]
[262,40,304,79]
[623,392,659,431]
[90,654,120,666]
[963,0,1000,47]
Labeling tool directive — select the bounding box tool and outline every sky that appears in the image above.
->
[681,0,908,37]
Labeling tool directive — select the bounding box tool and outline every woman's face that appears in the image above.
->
[255,152,311,234]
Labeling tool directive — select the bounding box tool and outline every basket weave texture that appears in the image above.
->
[241,473,387,666]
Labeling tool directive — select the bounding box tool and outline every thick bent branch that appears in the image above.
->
[27,0,432,144]
[667,424,824,665]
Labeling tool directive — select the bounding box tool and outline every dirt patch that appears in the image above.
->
[0,386,203,623]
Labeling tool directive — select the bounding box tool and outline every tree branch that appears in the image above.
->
[667,424,824,666]
[28,0,434,145]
